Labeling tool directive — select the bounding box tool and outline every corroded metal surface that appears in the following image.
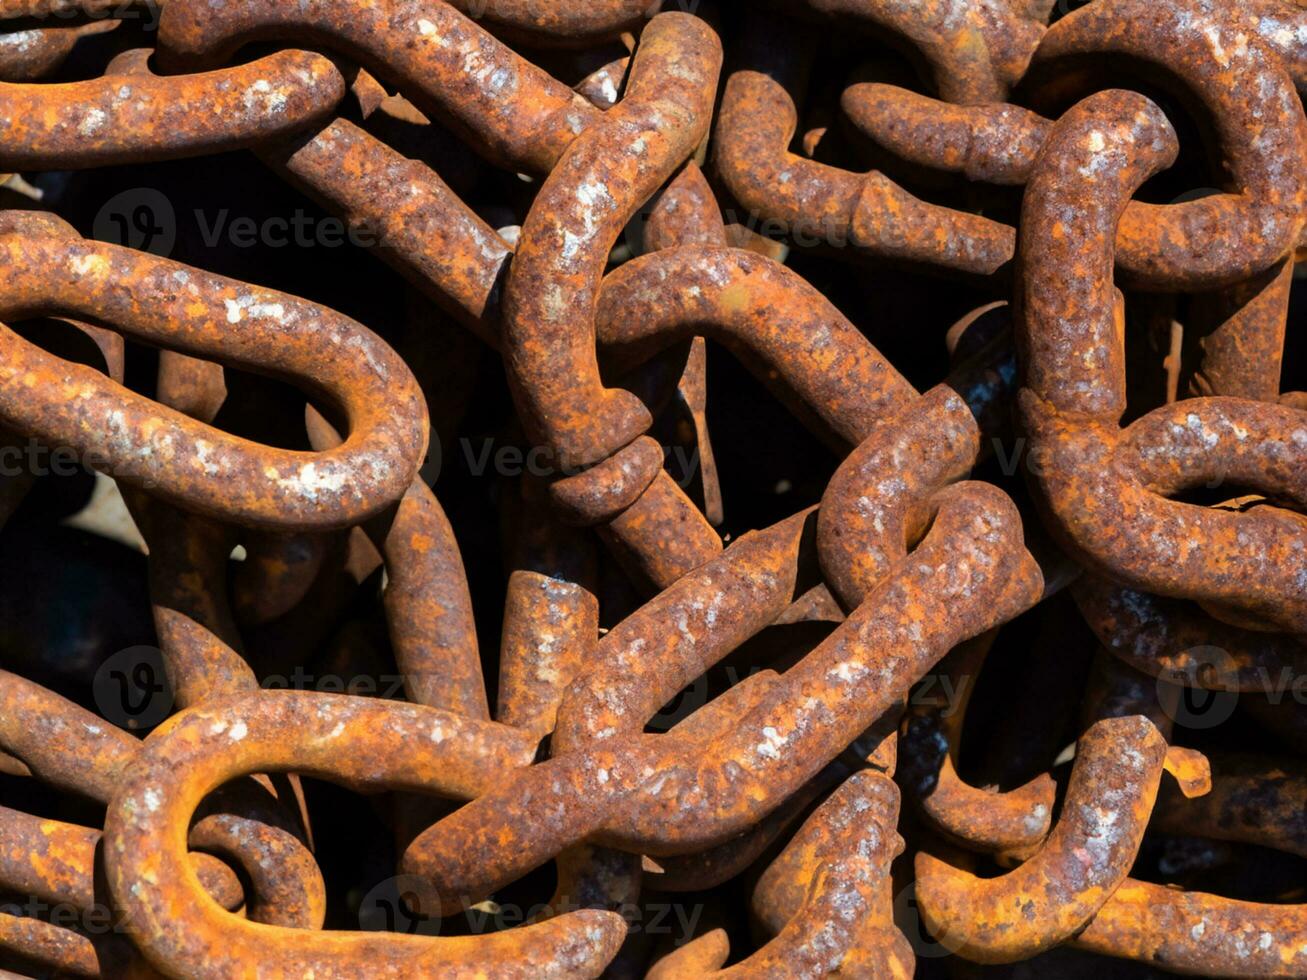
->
[0,0,1303,976]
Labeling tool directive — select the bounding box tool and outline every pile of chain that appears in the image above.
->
[0,0,1304,975]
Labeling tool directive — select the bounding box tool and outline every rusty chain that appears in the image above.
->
[0,0,1303,976]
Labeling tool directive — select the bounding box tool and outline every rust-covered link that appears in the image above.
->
[915,715,1168,963]
[648,771,913,977]
[1015,90,1307,633]
[786,0,1047,104]
[715,69,1016,278]
[403,481,1041,910]
[0,217,427,530]
[502,12,721,469]
[103,691,622,978]
[156,0,602,174]
[0,51,345,169]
